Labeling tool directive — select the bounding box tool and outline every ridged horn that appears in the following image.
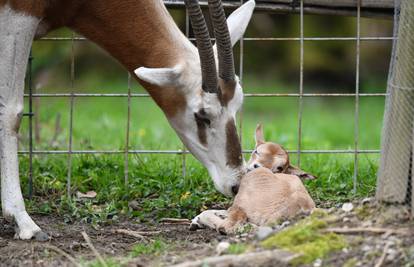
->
[208,0,235,82]
[184,0,218,93]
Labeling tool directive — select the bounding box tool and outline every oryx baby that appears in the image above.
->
[190,124,316,234]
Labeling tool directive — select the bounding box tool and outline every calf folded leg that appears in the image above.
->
[218,205,248,234]
[190,210,228,231]
[0,5,47,240]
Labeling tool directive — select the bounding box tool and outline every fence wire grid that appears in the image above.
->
[377,0,413,212]
[22,0,399,200]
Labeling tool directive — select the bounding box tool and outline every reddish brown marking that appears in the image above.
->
[225,118,243,168]
[226,205,247,225]
[8,0,47,17]
[8,0,189,118]
[194,113,208,146]
[218,79,236,106]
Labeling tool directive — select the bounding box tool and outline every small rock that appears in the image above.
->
[342,217,351,223]
[342,203,354,212]
[327,207,336,214]
[216,241,230,255]
[361,220,373,227]
[255,226,273,241]
[361,197,372,205]
[362,245,371,252]
[313,258,322,267]
[386,248,398,262]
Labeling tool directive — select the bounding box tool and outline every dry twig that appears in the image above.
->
[374,243,391,267]
[81,231,107,267]
[159,218,191,225]
[113,229,161,240]
[45,244,81,267]
[324,227,410,235]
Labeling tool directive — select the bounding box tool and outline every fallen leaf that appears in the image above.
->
[76,191,97,199]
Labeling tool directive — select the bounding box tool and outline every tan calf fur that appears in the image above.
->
[218,167,315,233]
[247,124,316,180]
[191,124,316,234]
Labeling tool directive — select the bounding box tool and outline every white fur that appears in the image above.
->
[134,64,184,87]
[0,5,42,240]
[191,210,228,230]
[226,0,256,47]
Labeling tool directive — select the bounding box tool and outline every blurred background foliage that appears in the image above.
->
[30,9,393,94]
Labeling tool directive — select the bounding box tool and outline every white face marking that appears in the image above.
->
[169,76,245,197]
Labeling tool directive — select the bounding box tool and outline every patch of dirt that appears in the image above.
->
[1,200,413,267]
[321,200,414,267]
[0,215,222,267]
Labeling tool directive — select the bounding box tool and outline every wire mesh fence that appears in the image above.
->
[377,0,413,215]
[22,0,399,205]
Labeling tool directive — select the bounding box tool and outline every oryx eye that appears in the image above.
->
[194,109,211,126]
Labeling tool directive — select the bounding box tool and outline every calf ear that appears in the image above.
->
[286,165,317,180]
[255,123,265,146]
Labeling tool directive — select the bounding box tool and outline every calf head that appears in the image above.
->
[247,124,316,180]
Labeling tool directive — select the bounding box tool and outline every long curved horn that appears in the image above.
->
[208,0,235,82]
[184,0,218,93]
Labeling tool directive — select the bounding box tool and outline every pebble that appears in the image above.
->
[216,241,230,255]
[361,220,373,227]
[313,258,322,267]
[361,197,372,205]
[342,203,354,212]
[255,226,274,241]
[362,245,371,252]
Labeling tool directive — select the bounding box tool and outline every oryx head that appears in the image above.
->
[134,0,255,196]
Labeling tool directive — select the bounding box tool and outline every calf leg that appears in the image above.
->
[0,5,47,240]
[218,205,248,234]
[190,210,228,231]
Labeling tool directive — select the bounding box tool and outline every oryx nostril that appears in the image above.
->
[231,185,239,195]
[254,164,260,169]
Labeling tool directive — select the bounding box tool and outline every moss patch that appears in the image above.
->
[261,210,346,265]
[130,238,168,257]
[227,243,248,255]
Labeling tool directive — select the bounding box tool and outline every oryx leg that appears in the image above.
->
[0,6,47,240]
[190,210,229,232]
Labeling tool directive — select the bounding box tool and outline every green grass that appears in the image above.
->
[15,77,385,222]
[130,239,169,257]
[227,243,248,255]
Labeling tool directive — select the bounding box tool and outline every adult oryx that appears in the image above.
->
[0,0,255,240]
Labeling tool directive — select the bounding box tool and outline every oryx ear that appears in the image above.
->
[255,123,264,146]
[286,165,317,180]
[227,0,255,47]
[134,65,183,87]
